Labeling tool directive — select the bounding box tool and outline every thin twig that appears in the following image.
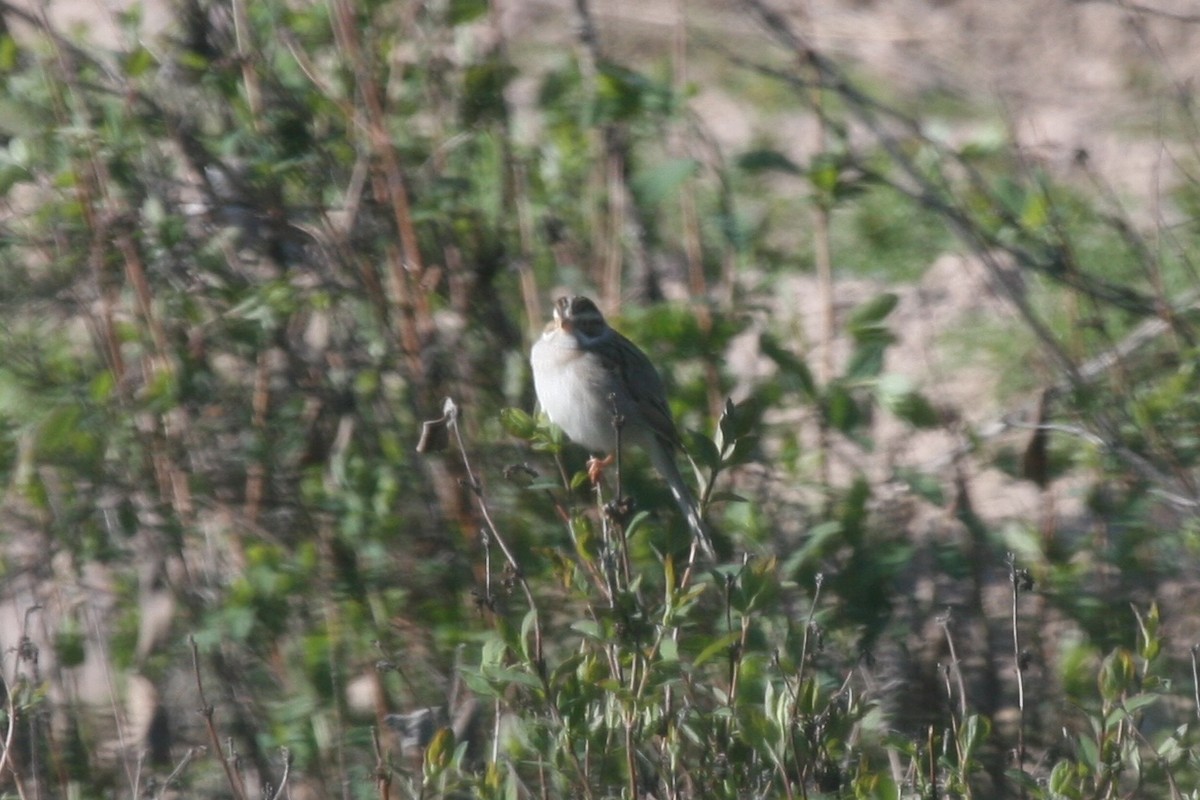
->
[444,398,544,664]
[230,0,263,125]
[270,748,292,800]
[1190,645,1200,721]
[1007,554,1027,799]
[938,611,968,720]
[189,636,248,800]
[156,747,203,800]
[0,674,18,787]
[371,726,391,800]
[607,393,635,591]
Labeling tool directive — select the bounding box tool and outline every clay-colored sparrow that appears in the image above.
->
[530,296,717,559]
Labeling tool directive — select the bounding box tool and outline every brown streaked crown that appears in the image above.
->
[554,296,608,338]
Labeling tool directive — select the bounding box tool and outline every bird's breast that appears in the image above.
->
[531,336,618,452]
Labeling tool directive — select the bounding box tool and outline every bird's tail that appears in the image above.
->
[650,445,720,561]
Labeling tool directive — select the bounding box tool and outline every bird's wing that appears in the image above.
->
[600,331,682,450]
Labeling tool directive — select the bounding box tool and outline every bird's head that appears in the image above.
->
[552,295,608,340]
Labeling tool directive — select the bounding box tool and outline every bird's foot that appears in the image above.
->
[586,453,615,484]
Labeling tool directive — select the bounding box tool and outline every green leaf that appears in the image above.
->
[459,668,501,698]
[876,374,940,428]
[55,624,86,668]
[1098,648,1136,702]
[595,63,656,122]
[684,429,720,473]
[808,153,842,195]
[633,158,699,208]
[845,338,888,381]
[7,136,29,166]
[730,556,778,613]
[1021,191,1049,230]
[500,407,536,439]
[894,467,944,505]
[760,334,817,400]
[0,161,29,194]
[462,61,517,125]
[519,609,539,662]
[1004,768,1041,793]
[0,35,16,72]
[824,383,860,432]
[1077,734,1100,770]
[424,727,454,772]
[847,292,899,331]
[1121,693,1158,715]
[122,46,156,78]
[725,435,759,467]
[447,0,489,25]
[484,665,542,691]
[1048,761,1074,796]
[481,635,507,668]
[693,632,740,668]
[959,713,990,758]
[783,520,842,574]
[570,620,603,641]
[36,403,102,468]
[736,149,801,175]
[717,396,762,447]
[1158,726,1188,762]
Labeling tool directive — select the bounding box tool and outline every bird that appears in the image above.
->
[530,295,718,560]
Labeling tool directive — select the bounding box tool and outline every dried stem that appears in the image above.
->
[1007,554,1027,798]
[0,673,18,791]
[156,747,203,800]
[244,348,271,524]
[938,611,968,720]
[444,399,543,661]
[372,726,391,800]
[330,0,430,402]
[269,748,292,800]
[1191,645,1200,721]
[189,636,248,800]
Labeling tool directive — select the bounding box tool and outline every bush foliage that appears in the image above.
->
[1,0,1200,798]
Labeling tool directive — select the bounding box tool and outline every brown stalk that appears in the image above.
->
[244,349,271,524]
[1007,554,1027,798]
[603,151,626,310]
[156,747,202,800]
[804,37,835,496]
[189,636,248,800]
[624,715,638,800]
[513,160,545,337]
[33,0,200,537]
[330,0,430,401]
[269,748,292,800]
[0,676,23,799]
[1191,645,1200,721]
[371,726,391,800]
[230,0,263,127]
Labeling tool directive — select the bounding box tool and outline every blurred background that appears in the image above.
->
[1,0,1199,797]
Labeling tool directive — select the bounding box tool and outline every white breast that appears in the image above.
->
[530,331,618,453]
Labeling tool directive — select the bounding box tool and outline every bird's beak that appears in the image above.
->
[546,306,563,335]
[553,305,570,333]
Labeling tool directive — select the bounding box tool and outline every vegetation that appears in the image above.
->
[0,0,1198,797]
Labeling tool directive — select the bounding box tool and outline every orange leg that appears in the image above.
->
[586,453,615,484]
